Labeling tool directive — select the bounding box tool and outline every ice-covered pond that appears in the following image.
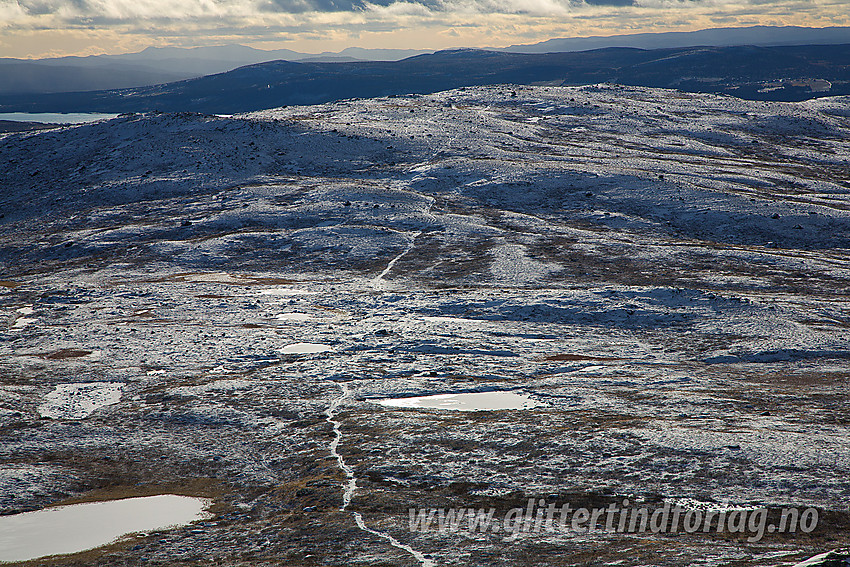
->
[280,343,333,354]
[375,391,545,411]
[0,112,118,124]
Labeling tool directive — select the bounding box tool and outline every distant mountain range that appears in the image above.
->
[501,25,850,52]
[0,46,431,94]
[1,26,847,96]
[1,43,847,115]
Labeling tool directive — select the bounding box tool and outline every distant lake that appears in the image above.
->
[0,112,119,124]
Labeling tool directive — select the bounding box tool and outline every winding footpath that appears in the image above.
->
[370,231,423,291]
[325,382,435,567]
[370,193,435,291]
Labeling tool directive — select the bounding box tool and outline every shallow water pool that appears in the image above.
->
[376,391,545,411]
[0,112,119,124]
[260,288,317,296]
[0,494,210,563]
[276,313,314,321]
[280,342,332,354]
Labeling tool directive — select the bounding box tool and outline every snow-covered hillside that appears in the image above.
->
[1,85,849,566]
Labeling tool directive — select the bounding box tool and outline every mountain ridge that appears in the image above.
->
[2,25,847,95]
[1,43,848,114]
[501,25,850,52]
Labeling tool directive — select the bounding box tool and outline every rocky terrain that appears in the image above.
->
[1,84,849,566]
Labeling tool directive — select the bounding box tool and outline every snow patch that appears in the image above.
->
[490,243,557,286]
[11,317,36,329]
[38,383,124,419]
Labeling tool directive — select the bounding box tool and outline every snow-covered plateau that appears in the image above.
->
[1,85,849,565]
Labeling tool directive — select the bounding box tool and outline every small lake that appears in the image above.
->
[276,313,314,321]
[0,494,210,563]
[260,288,318,296]
[376,391,546,411]
[0,112,119,124]
[280,343,332,354]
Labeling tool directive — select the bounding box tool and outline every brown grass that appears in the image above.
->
[9,479,231,567]
[138,272,297,285]
[43,349,92,360]
[54,478,226,508]
[543,353,623,362]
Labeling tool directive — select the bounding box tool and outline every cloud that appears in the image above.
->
[7,0,265,23]
[2,0,832,22]
[0,0,847,57]
[584,0,636,6]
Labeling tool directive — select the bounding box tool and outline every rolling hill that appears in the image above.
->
[1,44,847,114]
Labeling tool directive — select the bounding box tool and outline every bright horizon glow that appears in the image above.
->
[0,0,847,59]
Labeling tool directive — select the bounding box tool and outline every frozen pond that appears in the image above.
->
[280,343,332,354]
[260,288,317,296]
[276,313,314,321]
[0,495,210,563]
[376,391,546,411]
[0,112,118,124]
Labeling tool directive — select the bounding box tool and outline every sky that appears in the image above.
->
[1,0,849,58]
